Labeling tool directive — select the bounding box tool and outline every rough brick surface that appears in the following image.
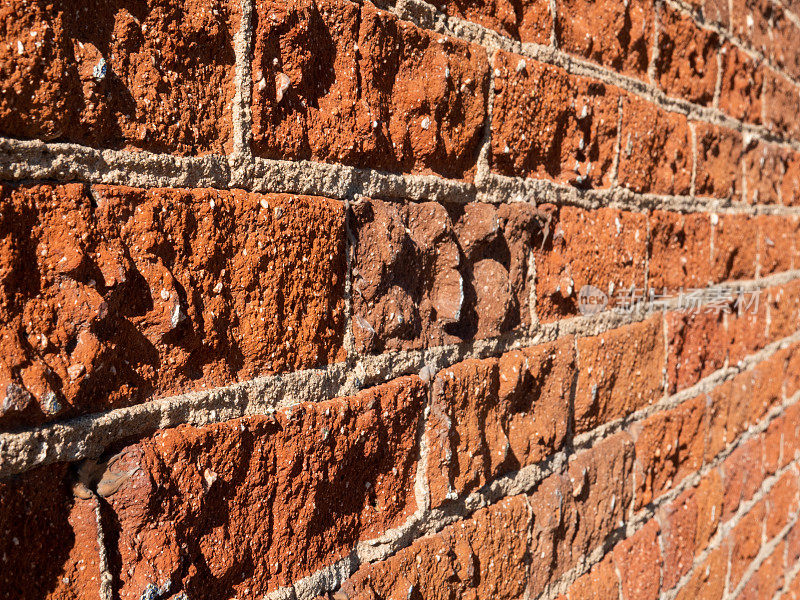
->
[106,376,425,599]
[491,53,620,187]
[0,0,239,154]
[251,0,489,179]
[1,0,799,598]
[554,0,654,79]
[352,198,542,353]
[0,184,346,428]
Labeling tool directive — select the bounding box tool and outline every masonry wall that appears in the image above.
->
[1,0,800,599]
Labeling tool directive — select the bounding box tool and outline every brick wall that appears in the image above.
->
[1,0,800,599]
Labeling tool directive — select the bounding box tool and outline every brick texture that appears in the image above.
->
[1,0,799,599]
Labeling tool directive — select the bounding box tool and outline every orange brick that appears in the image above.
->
[729,499,767,590]
[567,555,620,600]
[694,124,744,200]
[673,548,727,600]
[613,520,663,600]
[574,317,665,433]
[655,4,718,105]
[633,395,707,509]
[718,44,764,124]
[648,211,712,291]
[0,0,239,154]
[251,0,489,179]
[491,53,620,187]
[554,0,654,79]
[105,376,426,598]
[0,184,346,429]
[534,206,648,321]
[619,95,693,195]
[337,495,533,600]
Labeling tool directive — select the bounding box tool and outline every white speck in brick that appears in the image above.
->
[160,288,170,301]
[421,116,431,130]
[92,58,107,80]
[67,363,85,380]
[515,59,526,73]
[276,72,291,103]
[213,281,224,295]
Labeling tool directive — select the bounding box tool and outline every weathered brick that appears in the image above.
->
[729,500,766,591]
[763,71,800,141]
[782,151,800,205]
[491,52,620,187]
[554,0,654,79]
[618,95,693,195]
[694,124,744,200]
[648,211,712,291]
[710,214,758,283]
[613,520,663,600]
[336,495,533,600]
[665,311,728,393]
[426,338,576,506]
[574,316,665,433]
[567,432,636,556]
[718,44,764,124]
[722,438,765,519]
[0,0,238,154]
[534,206,648,321]
[351,198,542,353]
[655,4,718,105]
[429,0,552,43]
[658,488,700,590]
[758,215,800,275]
[746,540,786,600]
[0,184,346,429]
[633,395,707,509]
[0,463,101,600]
[730,0,772,56]
[566,555,619,600]
[767,469,799,539]
[673,547,727,600]
[105,376,426,599]
[772,9,800,79]
[743,142,787,205]
[251,0,489,179]
[764,281,800,342]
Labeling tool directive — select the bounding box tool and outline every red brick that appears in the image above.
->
[0,184,346,429]
[429,0,552,43]
[729,500,767,590]
[106,376,426,598]
[764,281,800,342]
[648,211,712,291]
[554,0,654,79]
[655,5,718,105]
[0,463,102,600]
[694,124,744,200]
[718,44,764,124]
[782,152,800,205]
[619,95,693,195]
[574,317,665,433]
[665,311,728,393]
[0,0,238,154]
[633,395,707,509]
[566,555,620,600]
[763,71,800,141]
[534,206,648,321]
[336,495,533,600]
[695,0,730,26]
[722,438,765,519]
[673,547,727,600]
[500,339,577,467]
[772,6,800,79]
[251,0,489,179]
[767,470,800,539]
[710,214,758,283]
[491,53,620,187]
[613,520,663,600]
[750,540,787,600]
[695,470,725,552]
[351,199,542,353]
[528,473,576,595]
[567,433,636,555]
[426,338,576,506]
[758,215,800,275]
[789,510,800,569]
[743,142,787,205]
[658,488,700,590]
[730,0,772,56]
